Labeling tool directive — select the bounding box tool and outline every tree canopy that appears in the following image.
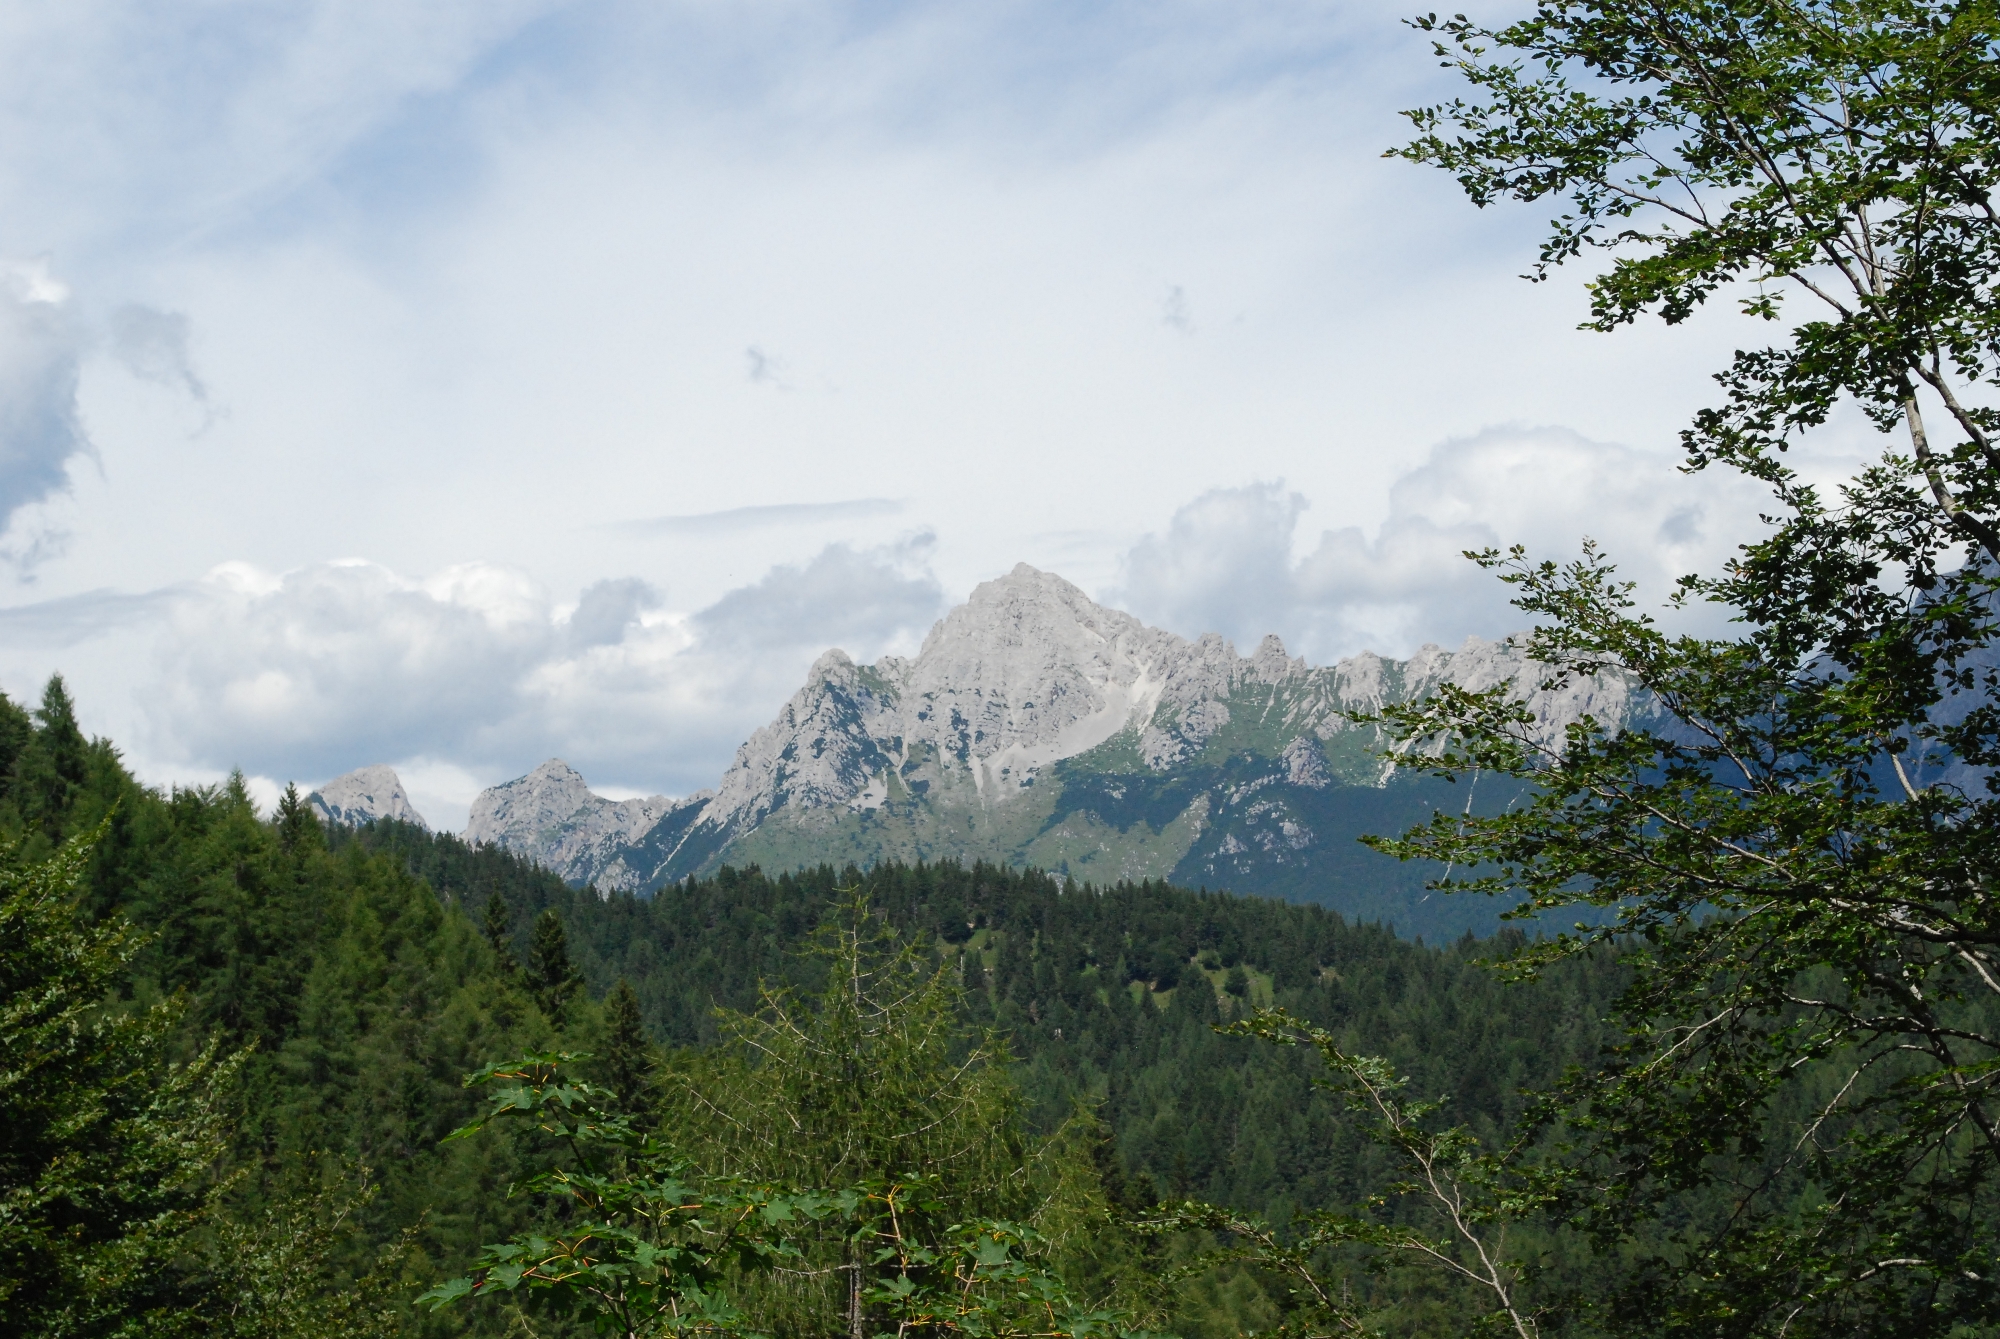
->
[1381,1,2000,1331]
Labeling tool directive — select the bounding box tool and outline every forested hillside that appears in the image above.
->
[354,820,1623,1218]
[1,676,1622,1337]
[11,660,1991,1337]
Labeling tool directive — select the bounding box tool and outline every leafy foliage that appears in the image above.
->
[1386,1,2000,1331]
[425,907,1156,1339]
[1395,0,2000,563]
[420,1053,831,1337]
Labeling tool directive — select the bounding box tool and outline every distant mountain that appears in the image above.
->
[464,565,1634,935]
[463,759,708,890]
[309,764,428,829]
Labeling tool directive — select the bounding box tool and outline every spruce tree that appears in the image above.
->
[0,691,29,809]
[481,892,518,975]
[602,979,654,1120]
[527,908,580,1021]
[19,675,89,838]
[0,832,236,1334]
[274,782,323,855]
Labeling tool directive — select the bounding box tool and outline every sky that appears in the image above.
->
[0,1,1867,830]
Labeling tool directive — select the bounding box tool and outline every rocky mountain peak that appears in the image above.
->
[809,647,857,679]
[464,759,681,892]
[1248,633,1298,682]
[893,564,1183,791]
[464,563,1639,906]
[921,563,1136,651]
[308,765,427,829]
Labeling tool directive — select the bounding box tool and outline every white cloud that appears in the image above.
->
[0,260,88,543]
[145,559,552,779]
[0,0,1901,826]
[692,535,941,653]
[108,305,207,405]
[1114,426,1774,661]
[80,539,948,805]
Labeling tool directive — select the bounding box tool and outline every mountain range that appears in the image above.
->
[312,565,1632,937]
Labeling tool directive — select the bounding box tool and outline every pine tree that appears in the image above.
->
[527,908,580,1021]
[603,979,654,1120]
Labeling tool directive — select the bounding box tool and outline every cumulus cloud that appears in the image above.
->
[146,559,555,780]
[1115,426,1773,660]
[0,264,214,567]
[1120,485,1307,647]
[0,260,88,537]
[125,540,944,801]
[565,577,661,651]
[693,536,942,653]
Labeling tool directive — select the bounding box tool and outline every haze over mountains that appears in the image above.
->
[311,565,1630,936]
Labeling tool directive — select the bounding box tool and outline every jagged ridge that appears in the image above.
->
[462,564,1631,928]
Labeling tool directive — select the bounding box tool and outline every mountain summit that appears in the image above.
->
[308,765,428,829]
[464,565,1630,933]
[463,760,703,889]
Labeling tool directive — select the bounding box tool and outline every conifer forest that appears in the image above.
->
[9,3,2000,1335]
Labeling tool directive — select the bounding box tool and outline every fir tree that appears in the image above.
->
[20,675,88,838]
[603,978,655,1120]
[0,691,30,809]
[481,891,518,974]
[274,782,323,856]
[0,831,237,1334]
[527,908,581,1021]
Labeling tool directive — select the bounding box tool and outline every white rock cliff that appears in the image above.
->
[308,765,428,829]
[462,759,683,892]
[464,563,1633,891]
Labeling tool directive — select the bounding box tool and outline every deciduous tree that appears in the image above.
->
[1384,3,2000,1331]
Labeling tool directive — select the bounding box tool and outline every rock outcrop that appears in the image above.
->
[462,759,700,892]
[308,764,428,829]
[464,563,1635,928]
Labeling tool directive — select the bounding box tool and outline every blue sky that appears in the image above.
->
[0,1,1844,827]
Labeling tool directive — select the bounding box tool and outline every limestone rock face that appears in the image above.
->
[693,564,1626,833]
[465,563,1637,923]
[308,765,428,829]
[462,759,680,892]
[700,650,903,832]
